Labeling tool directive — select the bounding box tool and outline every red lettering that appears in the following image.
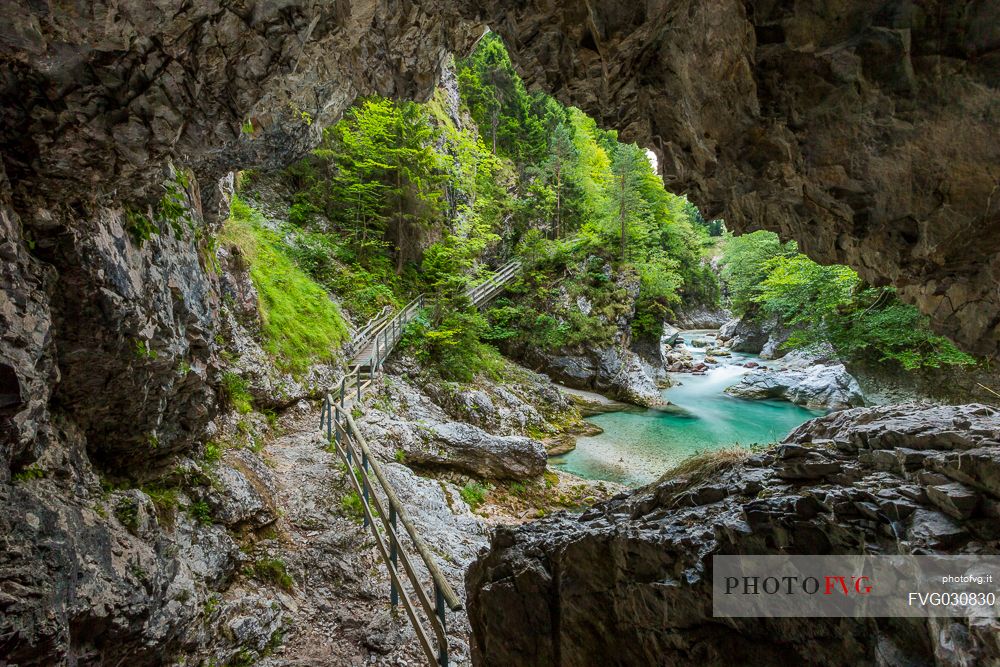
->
[824,576,849,595]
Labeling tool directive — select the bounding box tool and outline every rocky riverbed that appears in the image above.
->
[552,326,868,486]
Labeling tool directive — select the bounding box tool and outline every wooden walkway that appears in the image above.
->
[465,259,521,308]
[320,258,523,667]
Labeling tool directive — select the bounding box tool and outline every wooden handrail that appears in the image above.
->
[321,397,460,666]
[343,408,462,610]
[352,305,393,347]
[325,400,440,664]
[465,260,521,307]
[316,260,526,666]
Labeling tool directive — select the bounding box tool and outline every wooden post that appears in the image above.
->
[436,583,447,667]
[390,505,398,607]
[362,450,369,528]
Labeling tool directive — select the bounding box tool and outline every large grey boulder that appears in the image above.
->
[725,364,865,410]
[725,314,771,353]
[403,422,546,480]
[593,347,665,407]
[528,346,665,408]
[199,449,278,527]
[359,373,549,480]
[670,305,732,329]
[717,317,740,342]
[786,403,1000,451]
[782,343,840,368]
[758,334,788,360]
[541,354,598,388]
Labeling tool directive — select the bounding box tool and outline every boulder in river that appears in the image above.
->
[724,364,864,410]
[525,345,665,408]
[717,317,739,342]
[594,348,665,407]
[759,334,789,359]
[668,305,732,329]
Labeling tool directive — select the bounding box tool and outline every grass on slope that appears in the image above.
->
[220,195,348,375]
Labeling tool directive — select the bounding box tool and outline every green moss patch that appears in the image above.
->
[220,196,348,375]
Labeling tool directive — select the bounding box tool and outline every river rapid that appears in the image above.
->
[551,330,823,487]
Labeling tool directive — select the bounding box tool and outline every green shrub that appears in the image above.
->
[133,338,158,359]
[189,501,213,525]
[248,558,294,592]
[144,486,179,513]
[220,371,253,414]
[125,207,158,245]
[460,481,488,510]
[340,491,365,522]
[203,441,223,465]
[12,465,44,482]
[115,497,140,532]
[722,231,976,370]
[202,595,221,618]
[143,485,179,528]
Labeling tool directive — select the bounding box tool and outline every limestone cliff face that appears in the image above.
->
[0,1,483,207]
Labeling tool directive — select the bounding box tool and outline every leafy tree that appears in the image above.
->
[456,32,548,163]
[721,230,975,370]
[720,230,798,314]
[609,143,650,262]
[540,122,577,238]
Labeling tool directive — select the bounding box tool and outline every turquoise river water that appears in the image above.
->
[550,330,824,487]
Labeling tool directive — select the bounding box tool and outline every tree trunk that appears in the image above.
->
[356,187,364,259]
[491,108,498,155]
[619,171,627,262]
[396,169,404,274]
[555,161,561,239]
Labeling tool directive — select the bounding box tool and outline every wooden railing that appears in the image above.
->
[331,295,424,408]
[347,305,393,357]
[357,295,424,372]
[319,399,462,666]
[318,260,523,666]
[465,259,521,307]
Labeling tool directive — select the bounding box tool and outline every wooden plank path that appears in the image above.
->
[319,258,523,667]
[465,259,521,308]
[351,296,425,371]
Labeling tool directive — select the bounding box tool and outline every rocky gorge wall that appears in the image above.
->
[1,1,999,665]
[487,0,1000,359]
